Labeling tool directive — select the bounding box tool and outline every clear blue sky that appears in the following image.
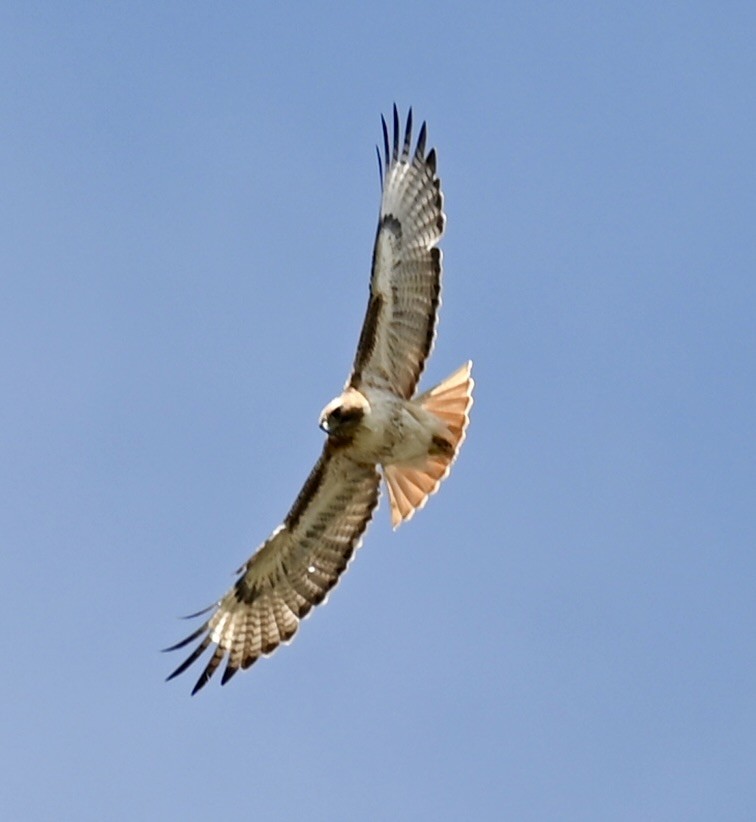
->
[2,3,755,820]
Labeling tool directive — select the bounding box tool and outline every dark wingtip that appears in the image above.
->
[190,646,225,695]
[161,621,210,653]
[383,106,433,170]
[392,104,399,161]
[415,121,427,160]
[375,144,383,189]
[426,147,437,174]
[381,113,390,171]
[166,636,212,682]
[190,677,207,696]
[402,107,413,160]
[180,603,216,620]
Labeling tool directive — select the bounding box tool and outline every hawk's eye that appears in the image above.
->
[330,407,361,427]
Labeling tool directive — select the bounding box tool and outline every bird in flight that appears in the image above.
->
[166,106,473,694]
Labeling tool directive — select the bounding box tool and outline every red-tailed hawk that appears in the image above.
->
[166,107,473,693]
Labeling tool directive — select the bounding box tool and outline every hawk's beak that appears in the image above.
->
[319,417,329,434]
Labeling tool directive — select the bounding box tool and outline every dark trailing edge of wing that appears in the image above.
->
[391,243,441,399]
[350,292,384,388]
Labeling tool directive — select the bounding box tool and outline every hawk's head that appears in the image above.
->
[319,388,370,438]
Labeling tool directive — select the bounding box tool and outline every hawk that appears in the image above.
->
[166,106,474,693]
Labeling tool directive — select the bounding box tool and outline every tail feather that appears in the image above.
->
[384,361,473,528]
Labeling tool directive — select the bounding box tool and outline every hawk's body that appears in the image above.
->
[322,384,448,463]
[166,107,473,694]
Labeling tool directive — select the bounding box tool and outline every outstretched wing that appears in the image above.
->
[165,446,380,694]
[349,105,445,399]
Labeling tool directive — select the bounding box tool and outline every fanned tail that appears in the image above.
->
[384,361,474,528]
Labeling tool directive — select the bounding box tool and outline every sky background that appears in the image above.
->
[2,3,755,820]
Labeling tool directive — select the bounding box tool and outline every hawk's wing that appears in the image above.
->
[349,106,445,399]
[166,446,380,694]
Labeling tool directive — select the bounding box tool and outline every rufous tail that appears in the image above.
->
[384,361,474,528]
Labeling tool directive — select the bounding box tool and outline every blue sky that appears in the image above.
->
[2,3,755,820]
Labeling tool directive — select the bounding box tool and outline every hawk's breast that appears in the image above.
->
[354,388,437,466]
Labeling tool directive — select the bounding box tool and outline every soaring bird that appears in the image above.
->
[166,107,473,694]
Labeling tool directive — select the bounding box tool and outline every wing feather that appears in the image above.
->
[350,105,445,398]
[165,445,380,693]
